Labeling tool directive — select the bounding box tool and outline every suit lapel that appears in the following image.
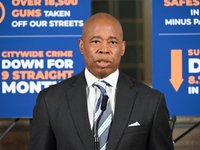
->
[106,72,137,150]
[65,71,137,150]
[66,72,94,150]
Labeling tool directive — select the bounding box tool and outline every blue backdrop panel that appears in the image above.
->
[152,0,200,116]
[0,0,91,117]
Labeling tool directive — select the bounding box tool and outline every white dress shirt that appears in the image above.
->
[84,68,119,129]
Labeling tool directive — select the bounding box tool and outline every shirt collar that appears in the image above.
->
[84,68,119,88]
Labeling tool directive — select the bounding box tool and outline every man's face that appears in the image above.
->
[79,18,125,79]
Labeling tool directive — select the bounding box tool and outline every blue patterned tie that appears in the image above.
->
[94,81,112,150]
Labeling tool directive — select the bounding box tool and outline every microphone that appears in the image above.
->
[101,95,109,111]
[95,95,109,150]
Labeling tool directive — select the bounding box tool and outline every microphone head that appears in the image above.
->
[101,95,109,111]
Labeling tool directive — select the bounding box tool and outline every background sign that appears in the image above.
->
[0,0,90,117]
[152,0,200,116]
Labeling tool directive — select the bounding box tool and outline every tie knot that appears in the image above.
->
[94,80,108,94]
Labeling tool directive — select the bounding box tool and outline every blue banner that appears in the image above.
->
[0,0,91,117]
[152,0,200,116]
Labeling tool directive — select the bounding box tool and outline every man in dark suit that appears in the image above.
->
[28,13,174,150]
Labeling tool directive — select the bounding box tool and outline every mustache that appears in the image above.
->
[94,56,112,62]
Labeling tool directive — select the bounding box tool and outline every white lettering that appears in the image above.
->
[44,10,71,17]
[2,81,57,93]
[2,59,44,69]
[47,59,73,69]
[189,58,200,73]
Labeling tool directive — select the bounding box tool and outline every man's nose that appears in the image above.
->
[98,42,110,54]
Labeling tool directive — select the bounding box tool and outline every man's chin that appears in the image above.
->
[88,67,115,79]
[95,69,113,79]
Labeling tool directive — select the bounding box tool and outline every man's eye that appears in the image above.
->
[92,40,99,43]
[110,41,118,44]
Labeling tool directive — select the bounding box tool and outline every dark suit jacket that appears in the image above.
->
[28,70,174,150]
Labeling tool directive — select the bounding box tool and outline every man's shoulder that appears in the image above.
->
[40,71,84,95]
[119,71,163,96]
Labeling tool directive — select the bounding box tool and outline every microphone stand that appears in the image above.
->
[95,110,104,150]
[94,95,108,150]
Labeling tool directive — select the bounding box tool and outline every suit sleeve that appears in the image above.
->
[28,91,56,150]
[147,93,174,150]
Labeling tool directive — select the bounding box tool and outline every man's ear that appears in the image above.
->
[78,39,84,54]
[121,41,126,56]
